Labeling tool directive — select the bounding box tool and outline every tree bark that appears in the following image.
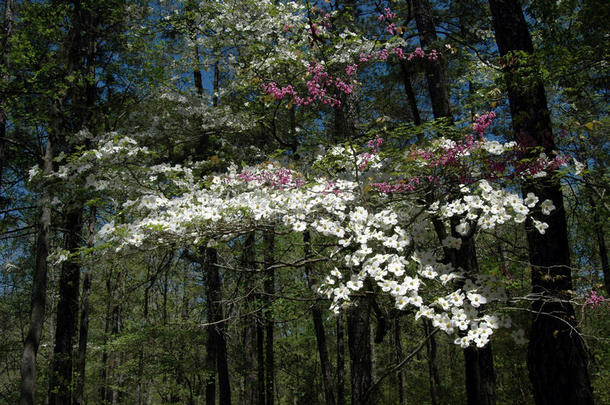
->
[100,273,121,404]
[588,193,609,296]
[240,233,257,405]
[457,235,497,405]
[398,60,422,126]
[263,231,275,405]
[413,0,453,120]
[19,133,54,405]
[488,1,594,404]
[393,317,406,404]
[204,246,231,405]
[210,248,232,405]
[423,319,440,405]
[304,231,335,405]
[256,315,265,405]
[73,207,96,405]
[336,314,345,405]
[48,204,84,405]
[347,300,373,405]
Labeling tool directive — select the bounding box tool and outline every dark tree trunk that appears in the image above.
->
[304,232,335,405]
[193,46,203,95]
[413,0,453,120]
[263,231,275,405]
[256,316,265,405]
[398,60,422,126]
[347,300,373,405]
[464,346,497,405]
[423,319,441,405]
[205,246,231,405]
[209,248,232,405]
[100,274,121,404]
[588,194,609,296]
[73,270,91,405]
[99,302,110,402]
[240,233,257,405]
[488,1,594,404]
[48,206,84,405]
[19,134,54,405]
[73,207,96,405]
[456,235,497,405]
[107,296,121,403]
[336,314,345,405]
[393,317,406,405]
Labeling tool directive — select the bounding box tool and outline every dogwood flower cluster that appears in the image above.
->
[74,127,559,349]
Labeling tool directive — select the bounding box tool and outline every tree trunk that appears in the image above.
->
[240,233,257,405]
[256,316,265,405]
[304,231,335,405]
[393,317,406,405]
[398,60,422,126]
[100,274,121,404]
[488,1,594,404]
[336,314,345,405]
[204,246,230,405]
[203,246,233,405]
[48,206,84,405]
[423,319,440,405]
[347,300,373,405]
[588,193,609,296]
[263,231,275,405]
[206,247,232,405]
[413,0,453,120]
[19,134,54,405]
[73,207,96,405]
[457,235,497,405]
[193,46,203,95]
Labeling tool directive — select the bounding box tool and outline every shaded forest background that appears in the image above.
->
[0,0,608,404]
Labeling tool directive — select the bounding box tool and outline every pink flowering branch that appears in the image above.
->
[584,289,606,308]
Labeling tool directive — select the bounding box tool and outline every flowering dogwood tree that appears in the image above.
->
[26,1,577,357]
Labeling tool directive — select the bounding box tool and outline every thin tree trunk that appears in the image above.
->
[488,1,594,404]
[73,207,96,405]
[101,273,121,404]
[241,233,257,405]
[107,294,121,403]
[393,317,406,404]
[336,314,345,405]
[457,235,497,405]
[256,315,265,405]
[19,134,54,405]
[423,319,440,405]
[263,231,275,405]
[589,194,609,296]
[398,60,422,126]
[203,246,232,405]
[193,46,203,95]
[205,250,217,405]
[304,231,335,405]
[206,247,231,405]
[99,298,110,402]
